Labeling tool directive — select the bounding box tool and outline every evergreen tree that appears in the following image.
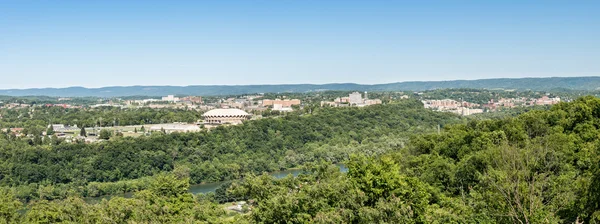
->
[80,127,87,137]
[46,125,55,136]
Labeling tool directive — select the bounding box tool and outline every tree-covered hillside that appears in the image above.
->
[4,97,600,223]
[0,99,459,202]
[225,96,600,223]
[2,76,600,97]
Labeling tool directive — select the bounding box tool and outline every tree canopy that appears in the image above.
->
[4,96,600,223]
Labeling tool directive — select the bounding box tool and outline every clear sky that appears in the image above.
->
[1,0,599,89]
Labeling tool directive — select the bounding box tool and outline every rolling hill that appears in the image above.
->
[1,77,599,97]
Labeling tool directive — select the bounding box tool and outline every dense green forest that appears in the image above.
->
[0,100,458,203]
[3,97,600,223]
[223,96,600,223]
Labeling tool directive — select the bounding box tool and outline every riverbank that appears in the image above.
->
[84,164,348,204]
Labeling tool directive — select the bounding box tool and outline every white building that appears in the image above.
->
[150,123,201,133]
[349,92,363,105]
[273,104,294,112]
[321,92,381,107]
[202,108,251,125]
[460,108,484,116]
[162,95,180,102]
[48,124,80,133]
[49,124,66,130]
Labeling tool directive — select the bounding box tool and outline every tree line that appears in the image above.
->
[0,99,459,203]
[3,96,600,222]
[0,106,202,134]
[222,96,600,223]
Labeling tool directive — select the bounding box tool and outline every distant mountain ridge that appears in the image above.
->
[1,77,599,97]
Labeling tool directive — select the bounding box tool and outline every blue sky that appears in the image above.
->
[1,0,599,89]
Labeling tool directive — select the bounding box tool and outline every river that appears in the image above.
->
[85,164,348,203]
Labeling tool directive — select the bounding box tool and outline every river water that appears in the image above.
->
[189,164,348,194]
[85,164,348,203]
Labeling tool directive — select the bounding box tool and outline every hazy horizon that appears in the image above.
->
[0,75,599,90]
[2,1,599,89]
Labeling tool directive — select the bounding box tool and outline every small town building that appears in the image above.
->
[349,92,363,105]
[262,99,301,107]
[320,92,382,107]
[49,124,80,133]
[272,104,294,112]
[150,123,201,133]
[161,95,180,102]
[181,96,203,104]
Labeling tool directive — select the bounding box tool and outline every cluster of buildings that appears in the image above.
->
[0,124,82,138]
[1,103,31,109]
[0,107,252,142]
[422,99,480,109]
[262,99,301,112]
[217,96,301,112]
[3,93,302,115]
[219,97,254,109]
[534,96,561,105]
[81,95,206,109]
[320,92,382,107]
[125,99,161,105]
[125,95,203,106]
[2,102,82,110]
[181,96,203,104]
[161,95,179,102]
[422,99,484,116]
[423,95,562,115]
[1,128,24,136]
[149,123,201,133]
[483,96,561,110]
[91,103,125,108]
[49,124,80,134]
[44,104,82,109]
[2,107,253,143]
[159,95,203,104]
